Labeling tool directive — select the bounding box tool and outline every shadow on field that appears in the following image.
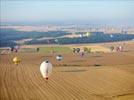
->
[61,69,87,72]
[70,60,86,63]
[41,55,53,58]
[94,64,101,67]
[54,64,102,67]
[92,55,102,57]
[54,64,81,67]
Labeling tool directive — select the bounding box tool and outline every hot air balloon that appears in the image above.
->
[15,45,20,50]
[80,52,84,57]
[14,45,20,53]
[56,55,63,61]
[10,46,20,53]
[40,60,53,80]
[55,39,58,43]
[86,32,91,37]
[116,46,123,52]
[13,57,21,65]
[11,47,14,52]
[110,34,113,38]
[119,46,123,52]
[79,34,83,38]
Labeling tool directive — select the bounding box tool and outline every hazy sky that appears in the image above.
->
[1,0,134,25]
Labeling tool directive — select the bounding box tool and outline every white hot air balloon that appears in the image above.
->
[55,39,58,43]
[79,34,83,38]
[110,34,113,38]
[40,60,53,80]
[56,55,63,61]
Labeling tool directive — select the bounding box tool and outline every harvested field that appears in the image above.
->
[0,42,134,100]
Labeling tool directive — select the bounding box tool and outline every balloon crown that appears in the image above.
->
[58,55,62,57]
[45,60,49,63]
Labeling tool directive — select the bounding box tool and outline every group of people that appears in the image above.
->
[11,46,19,53]
[73,48,81,53]
[72,48,86,57]
[1,46,20,55]
[110,46,123,52]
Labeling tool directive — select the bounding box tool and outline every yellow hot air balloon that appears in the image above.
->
[86,32,91,37]
[13,57,21,65]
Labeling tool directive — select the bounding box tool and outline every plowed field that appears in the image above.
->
[0,43,134,100]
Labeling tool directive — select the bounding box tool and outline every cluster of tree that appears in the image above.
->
[25,39,56,45]
[72,47,91,53]
[0,29,69,47]
[72,48,80,53]
[25,33,134,45]
[0,29,69,40]
[57,33,134,44]
[0,40,17,47]
[1,28,134,47]
[83,47,91,53]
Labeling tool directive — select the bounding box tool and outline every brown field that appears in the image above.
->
[0,42,134,100]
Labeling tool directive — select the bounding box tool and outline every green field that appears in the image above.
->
[40,46,72,53]
[18,46,72,54]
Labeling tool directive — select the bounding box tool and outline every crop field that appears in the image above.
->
[0,41,134,100]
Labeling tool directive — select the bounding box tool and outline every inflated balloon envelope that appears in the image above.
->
[40,60,53,80]
[13,57,21,65]
[110,34,114,38]
[56,55,63,61]
[86,32,91,37]
[79,34,83,38]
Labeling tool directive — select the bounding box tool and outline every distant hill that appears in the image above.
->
[0,28,134,47]
[0,29,69,47]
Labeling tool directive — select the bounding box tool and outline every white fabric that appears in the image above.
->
[40,61,52,78]
[56,56,63,60]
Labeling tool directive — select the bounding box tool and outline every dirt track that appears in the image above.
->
[0,45,134,100]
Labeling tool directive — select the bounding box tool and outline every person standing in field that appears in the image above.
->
[81,52,84,57]
[37,48,40,52]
